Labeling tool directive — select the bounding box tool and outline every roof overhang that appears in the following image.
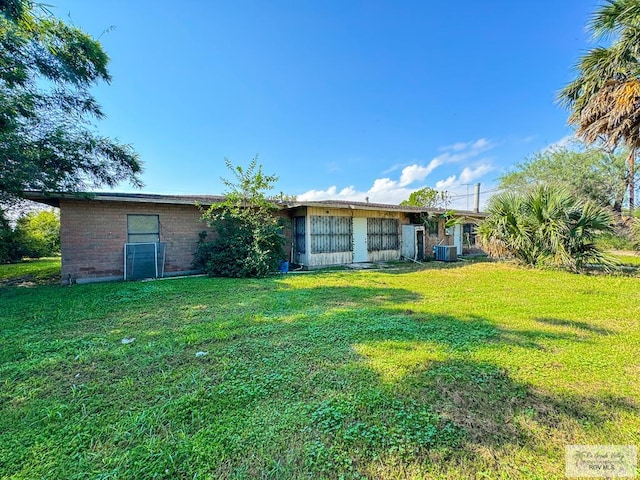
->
[22,191,226,208]
[22,191,487,218]
[283,200,487,218]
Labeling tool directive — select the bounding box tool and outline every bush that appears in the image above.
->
[194,158,286,278]
[13,210,60,258]
[195,215,284,278]
[477,186,614,272]
[0,209,60,263]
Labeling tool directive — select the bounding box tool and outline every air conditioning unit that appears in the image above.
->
[433,245,458,262]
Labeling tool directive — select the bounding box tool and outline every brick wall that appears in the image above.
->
[60,200,211,284]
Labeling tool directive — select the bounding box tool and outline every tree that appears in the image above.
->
[476,185,614,272]
[400,187,450,209]
[559,0,640,211]
[499,144,634,214]
[0,211,19,263]
[194,158,286,278]
[13,209,60,258]
[0,0,141,206]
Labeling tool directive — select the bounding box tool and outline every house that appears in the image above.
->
[24,192,486,284]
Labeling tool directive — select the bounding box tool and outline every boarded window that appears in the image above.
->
[127,215,160,243]
[367,218,399,251]
[293,216,306,254]
[310,216,352,253]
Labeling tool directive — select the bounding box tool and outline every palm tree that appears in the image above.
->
[476,186,614,272]
[559,0,640,212]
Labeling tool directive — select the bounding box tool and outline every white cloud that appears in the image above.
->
[298,185,358,201]
[545,135,574,151]
[297,138,495,205]
[472,138,490,150]
[441,141,468,152]
[381,163,405,175]
[435,175,457,190]
[398,159,443,186]
[432,163,495,210]
[459,164,493,184]
[434,164,494,191]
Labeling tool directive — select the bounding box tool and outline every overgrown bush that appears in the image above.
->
[0,209,60,263]
[194,158,286,278]
[477,185,614,272]
[14,210,60,258]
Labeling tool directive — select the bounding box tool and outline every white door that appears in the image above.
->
[352,217,368,262]
[454,224,463,255]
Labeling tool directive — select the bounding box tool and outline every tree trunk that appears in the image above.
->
[629,149,635,213]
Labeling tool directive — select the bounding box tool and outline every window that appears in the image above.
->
[294,216,306,254]
[310,216,352,253]
[425,218,439,236]
[367,218,399,251]
[463,223,477,246]
[127,215,160,243]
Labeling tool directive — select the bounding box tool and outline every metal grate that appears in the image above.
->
[310,216,352,253]
[294,216,306,254]
[367,218,399,251]
[124,242,166,280]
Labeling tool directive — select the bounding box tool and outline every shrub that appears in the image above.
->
[13,210,60,258]
[194,158,286,278]
[477,185,614,272]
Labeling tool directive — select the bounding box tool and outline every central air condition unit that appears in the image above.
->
[433,245,458,262]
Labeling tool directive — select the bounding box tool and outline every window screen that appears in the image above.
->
[127,215,160,243]
[367,218,399,251]
[310,216,352,253]
[294,216,306,254]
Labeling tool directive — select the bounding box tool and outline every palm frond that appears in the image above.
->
[590,0,640,38]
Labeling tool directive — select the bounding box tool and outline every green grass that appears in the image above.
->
[596,232,636,251]
[1,262,639,479]
[610,251,640,266]
[0,257,61,286]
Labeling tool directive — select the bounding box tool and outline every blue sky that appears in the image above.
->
[53,0,594,209]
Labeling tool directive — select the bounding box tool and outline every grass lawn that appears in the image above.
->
[1,261,639,479]
[0,258,61,286]
[609,250,640,266]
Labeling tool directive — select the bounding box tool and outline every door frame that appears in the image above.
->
[352,217,368,262]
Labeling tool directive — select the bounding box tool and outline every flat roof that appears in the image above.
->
[23,191,487,217]
[23,192,227,207]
